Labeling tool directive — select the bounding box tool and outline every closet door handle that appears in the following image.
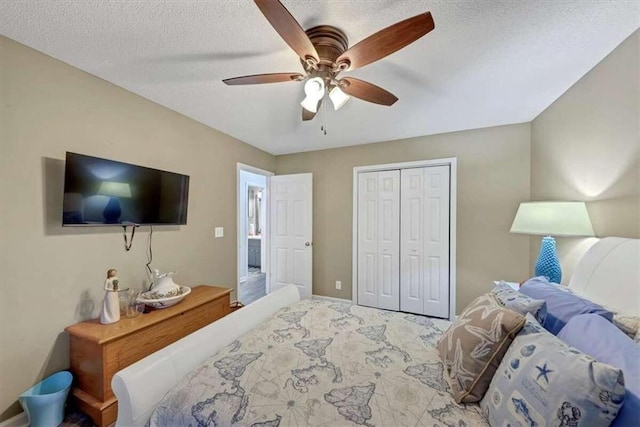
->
[305,241,312,247]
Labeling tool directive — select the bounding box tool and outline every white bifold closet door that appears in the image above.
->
[357,170,400,311]
[400,166,450,317]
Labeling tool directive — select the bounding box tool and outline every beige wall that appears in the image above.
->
[0,36,276,420]
[3,25,635,423]
[530,30,640,283]
[276,123,532,311]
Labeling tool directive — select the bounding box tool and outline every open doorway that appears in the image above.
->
[237,164,273,305]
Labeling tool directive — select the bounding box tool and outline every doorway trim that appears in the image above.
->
[351,157,458,320]
[237,163,274,297]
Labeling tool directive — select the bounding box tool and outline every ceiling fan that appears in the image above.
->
[223,0,435,121]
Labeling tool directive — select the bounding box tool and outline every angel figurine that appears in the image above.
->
[100,268,120,324]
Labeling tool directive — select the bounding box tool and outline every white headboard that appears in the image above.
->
[569,237,640,315]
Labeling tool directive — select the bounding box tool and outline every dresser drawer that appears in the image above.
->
[102,294,229,399]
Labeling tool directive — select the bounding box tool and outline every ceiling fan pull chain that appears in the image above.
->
[322,96,327,135]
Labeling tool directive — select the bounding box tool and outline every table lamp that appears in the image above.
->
[510,201,594,284]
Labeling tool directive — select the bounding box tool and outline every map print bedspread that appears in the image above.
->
[149,299,488,427]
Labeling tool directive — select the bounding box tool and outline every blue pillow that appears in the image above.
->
[519,276,613,335]
[559,314,640,427]
[481,314,626,426]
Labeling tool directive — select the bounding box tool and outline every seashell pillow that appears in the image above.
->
[481,314,626,426]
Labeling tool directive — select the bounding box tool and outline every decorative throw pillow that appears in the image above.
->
[437,293,525,403]
[520,276,614,335]
[492,281,547,324]
[558,313,640,426]
[481,314,626,427]
[612,313,640,340]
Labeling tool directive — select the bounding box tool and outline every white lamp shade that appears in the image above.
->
[510,201,594,237]
[304,77,324,96]
[301,96,320,113]
[301,77,325,113]
[98,181,132,198]
[329,86,350,110]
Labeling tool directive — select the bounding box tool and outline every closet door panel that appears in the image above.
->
[377,170,400,311]
[357,172,379,308]
[401,166,450,317]
[423,166,450,318]
[400,168,425,314]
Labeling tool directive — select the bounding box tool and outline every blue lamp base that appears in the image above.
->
[103,197,122,224]
[535,236,562,284]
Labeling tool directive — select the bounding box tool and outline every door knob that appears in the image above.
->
[305,241,312,247]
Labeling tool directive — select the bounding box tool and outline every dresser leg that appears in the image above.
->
[71,388,117,427]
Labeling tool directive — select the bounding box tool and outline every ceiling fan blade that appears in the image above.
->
[302,108,316,121]
[254,0,319,63]
[223,72,304,85]
[336,12,434,71]
[302,98,322,121]
[340,77,398,106]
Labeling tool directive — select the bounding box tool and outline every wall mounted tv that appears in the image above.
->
[62,152,189,226]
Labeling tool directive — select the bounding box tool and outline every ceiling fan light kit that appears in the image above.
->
[300,75,350,113]
[223,0,436,122]
[329,86,350,111]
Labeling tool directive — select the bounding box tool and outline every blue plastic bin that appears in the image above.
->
[18,371,72,427]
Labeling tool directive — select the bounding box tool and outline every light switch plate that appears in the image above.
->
[215,227,224,238]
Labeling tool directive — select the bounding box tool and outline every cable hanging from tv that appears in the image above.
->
[122,225,137,251]
[146,225,154,287]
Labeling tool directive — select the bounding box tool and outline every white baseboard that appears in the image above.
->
[312,294,352,304]
[0,412,27,427]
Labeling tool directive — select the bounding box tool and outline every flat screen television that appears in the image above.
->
[62,152,189,226]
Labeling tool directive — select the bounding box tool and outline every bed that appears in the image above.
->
[112,237,639,426]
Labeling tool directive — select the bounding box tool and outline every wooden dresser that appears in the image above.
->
[65,285,232,427]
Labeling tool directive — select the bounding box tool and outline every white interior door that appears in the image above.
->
[400,166,450,317]
[357,170,400,310]
[269,173,313,299]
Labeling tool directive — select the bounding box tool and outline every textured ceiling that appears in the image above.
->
[1,1,638,155]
